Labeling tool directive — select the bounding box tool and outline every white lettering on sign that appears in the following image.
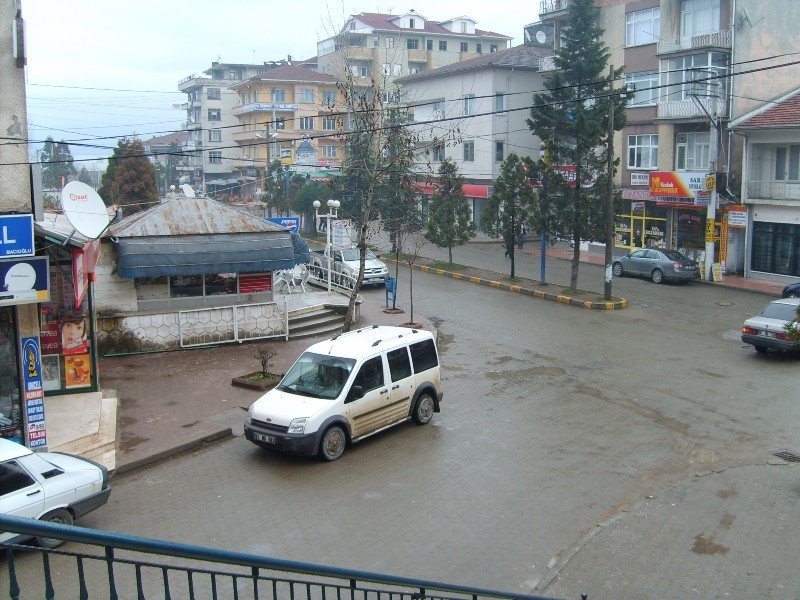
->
[2,226,17,245]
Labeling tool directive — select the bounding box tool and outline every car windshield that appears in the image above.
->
[759,303,798,321]
[340,248,378,262]
[277,352,356,400]
[661,250,686,261]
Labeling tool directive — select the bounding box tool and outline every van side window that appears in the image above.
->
[354,356,385,392]
[387,347,412,382]
[410,339,438,373]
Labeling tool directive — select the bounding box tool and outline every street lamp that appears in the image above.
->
[313,199,340,293]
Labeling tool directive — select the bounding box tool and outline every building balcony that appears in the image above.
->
[231,128,295,144]
[657,28,732,56]
[343,47,376,61]
[232,102,300,117]
[656,96,728,120]
[746,180,800,202]
[407,49,428,63]
[539,0,570,19]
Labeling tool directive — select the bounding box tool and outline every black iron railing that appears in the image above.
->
[0,515,573,600]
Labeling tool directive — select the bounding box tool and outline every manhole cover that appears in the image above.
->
[772,449,800,463]
[715,301,734,307]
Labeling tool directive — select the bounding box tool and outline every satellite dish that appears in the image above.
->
[60,181,110,239]
[181,183,196,198]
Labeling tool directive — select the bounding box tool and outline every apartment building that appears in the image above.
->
[399,45,551,231]
[229,65,345,200]
[531,0,800,279]
[317,10,512,92]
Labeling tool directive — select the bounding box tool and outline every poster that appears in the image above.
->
[41,355,61,391]
[64,354,92,388]
[61,317,88,355]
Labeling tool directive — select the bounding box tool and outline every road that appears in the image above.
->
[11,244,800,599]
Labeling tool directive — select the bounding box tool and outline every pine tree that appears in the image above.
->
[39,137,77,189]
[528,0,627,290]
[425,158,475,264]
[98,138,158,214]
[261,159,287,216]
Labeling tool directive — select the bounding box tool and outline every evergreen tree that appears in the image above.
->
[528,0,627,290]
[98,138,158,214]
[261,159,287,216]
[153,142,180,195]
[425,158,475,264]
[77,167,94,187]
[39,137,77,189]
[482,153,539,277]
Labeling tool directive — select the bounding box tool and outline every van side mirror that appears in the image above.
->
[347,385,364,402]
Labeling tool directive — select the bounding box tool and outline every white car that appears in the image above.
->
[0,438,111,548]
[741,297,800,354]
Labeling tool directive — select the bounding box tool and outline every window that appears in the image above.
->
[382,63,391,76]
[627,134,659,169]
[322,90,337,106]
[300,89,315,103]
[0,461,36,495]
[463,94,475,115]
[751,222,800,276]
[460,42,468,52]
[208,129,221,142]
[299,116,314,130]
[426,40,433,50]
[170,275,203,297]
[433,144,445,162]
[407,38,419,50]
[410,339,439,372]
[461,21,467,33]
[373,36,379,47]
[204,273,236,296]
[360,65,369,77]
[354,356,385,393]
[495,93,506,112]
[775,145,800,181]
[626,71,659,106]
[271,89,285,102]
[207,109,221,121]
[322,116,337,130]
[207,87,221,100]
[208,151,222,164]
[681,0,720,37]
[409,66,421,75]
[626,8,660,46]
[393,64,402,76]
[322,145,337,158]
[252,89,260,103]
[409,18,415,29]
[463,140,475,162]
[662,52,728,101]
[228,70,239,80]
[274,117,285,130]
[675,131,710,170]
[386,37,394,48]
[490,44,498,53]
[439,40,447,51]
[495,141,504,163]
[476,43,482,53]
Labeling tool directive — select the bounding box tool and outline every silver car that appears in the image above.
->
[741,297,800,354]
[612,249,700,284]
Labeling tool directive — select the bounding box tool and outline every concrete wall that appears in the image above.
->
[93,242,138,314]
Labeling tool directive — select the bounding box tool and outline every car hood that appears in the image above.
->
[250,389,334,425]
[38,452,104,473]
[342,258,386,270]
[744,315,789,331]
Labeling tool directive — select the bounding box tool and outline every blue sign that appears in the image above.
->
[21,336,48,448]
[0,214,34,258]
[266,217,300,234]
[0,256,50,307]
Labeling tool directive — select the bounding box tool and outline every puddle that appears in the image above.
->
[181,421,200,428]
[692,533,729,555]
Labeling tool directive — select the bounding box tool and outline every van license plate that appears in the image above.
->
[254,433,277,444]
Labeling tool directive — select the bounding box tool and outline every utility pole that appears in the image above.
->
[604,65,616,301]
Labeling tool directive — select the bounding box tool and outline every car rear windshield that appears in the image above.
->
[759,303,798,321]
[341,249,378,261]
[278,352,356,399]
[662,250,686,261]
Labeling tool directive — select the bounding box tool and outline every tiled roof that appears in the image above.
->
[247,65,339,84]
[397,45,552,83]
[732,89,800,129]
[143,131,188,148]
[351,12,510,39]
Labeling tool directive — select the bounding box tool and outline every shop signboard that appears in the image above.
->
[72,239,100,309]
[630,172,650,186]
[727,205,748,228]
[0,215,34,258]
[650,171,711,202]
[332,220,352,249]
[265,217,300,234]
[0,256,50,307]
[21,336,48,448]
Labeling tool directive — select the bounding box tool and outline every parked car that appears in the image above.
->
[0,438,111,548]
[782,282,800,298]
[741,297,800,354]
[612,249,700,284]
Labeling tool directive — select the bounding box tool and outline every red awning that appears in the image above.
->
[411,182,489,199]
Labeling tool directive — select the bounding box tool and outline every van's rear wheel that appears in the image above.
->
[412,393,435,425]
[319,425,346,461]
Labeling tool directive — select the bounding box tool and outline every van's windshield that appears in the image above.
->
[278,352,356,400]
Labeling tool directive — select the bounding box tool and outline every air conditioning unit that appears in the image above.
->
[524,23,555,49]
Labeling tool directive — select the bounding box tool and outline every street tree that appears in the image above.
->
[98,138,158,214]
[425,158,475,264]
[527,0,627,290]
[261,159,287,217]
[482,153,539,278]
[153,142,180,195]
[294,180,332,234]
[39,137,76,189]
[77,167,94,187]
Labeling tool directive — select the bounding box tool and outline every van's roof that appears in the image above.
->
[307,325,434,359]
[0,438,33,461]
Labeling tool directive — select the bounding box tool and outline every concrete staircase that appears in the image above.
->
[287,304,347,340]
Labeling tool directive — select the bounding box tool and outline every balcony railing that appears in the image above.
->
[0,515,561,600]
[657,28,732,55]
[539,0,570,17]
[746,180,800,201]
[657,96,728,120]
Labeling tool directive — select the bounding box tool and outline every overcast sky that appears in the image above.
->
[22,1,535,163]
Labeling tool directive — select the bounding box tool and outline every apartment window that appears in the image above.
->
[409,18,415,29]
[460,42,468,52]
[208,129,222,142]
[272,89,285,102]
[463,94,475,115]
[626,71,659,106]
[208,151,222,164]
[490,44,498,53]
[322,90,337,106]
[675,131,710,170]
[495,93,506,112]
[274,117,285,130]
[495,141,504,163]
[626,8,660,46]
[382,63,391,76]
[322,116,338,130]
[426,40,433,50]
[393,64,402,76]
[228,70,238,80]
[476,43,482,53]
[300,89,315,103]
[322,145,337,158]
[775,145,800,181]
[407,39,419,50]
[409,66,421,75]
[681,0,720,37]
[253,89,260,103]
[662,52,728,101]
[241,92,249,105]
[386,37,395,48]
[208,109,221,121]
[461,21,467,33]
[360,65,369,77]
[207,87,221,100]
[373,36,379,47]
[299,116,314,130]
[433,144,445,162]
[627,134,659,169]
[463,141,475,162]
[439,40,447,51]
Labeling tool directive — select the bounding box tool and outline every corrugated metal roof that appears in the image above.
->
[110,197,286,238]
[35,212,98,247]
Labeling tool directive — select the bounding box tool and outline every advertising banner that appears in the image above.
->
[0,256,50,307]
[650,171,711,203]
[21,336,48,448]
[0,214,34,258]
[266,217,300,234]
[727,205,748,228]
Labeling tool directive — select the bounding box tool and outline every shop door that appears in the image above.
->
[631,218,645,248]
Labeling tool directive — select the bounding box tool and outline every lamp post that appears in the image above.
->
[313,199,340,293]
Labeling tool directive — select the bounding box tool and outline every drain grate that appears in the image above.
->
[772,449,800,463]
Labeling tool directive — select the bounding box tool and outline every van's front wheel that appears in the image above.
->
[319,425,346,461]
[412,393,435,425]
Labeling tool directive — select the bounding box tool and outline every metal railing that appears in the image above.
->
[656,96,728,120]
[307,261,359,292]
[0,515,568,600]
[657,28,732,55]
[539,0,570,17]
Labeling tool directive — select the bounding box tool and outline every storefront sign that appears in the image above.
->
[332,220,352,250]
[0,214,34,258]
[630,172,650,186]
[720,216,729,264]
[0,256,50,307]
[266,217,300,234]
[622,188,655,201]
[727,206,748,228]
[72,239,100,309]
[21,336,48,448]
[650,171,711,201]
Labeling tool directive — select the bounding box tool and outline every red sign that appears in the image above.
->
[71,239,100,308]
[649,171,693,198]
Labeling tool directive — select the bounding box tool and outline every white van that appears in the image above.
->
[244,325,443,461]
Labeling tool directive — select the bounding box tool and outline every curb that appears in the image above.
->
[112,427,234,476]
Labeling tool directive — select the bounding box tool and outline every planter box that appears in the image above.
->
[231,372,280,391]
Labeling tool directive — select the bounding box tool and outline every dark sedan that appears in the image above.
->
[783,282,800,298]
[612,249,700,284]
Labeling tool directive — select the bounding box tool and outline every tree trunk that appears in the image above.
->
[448,246,453,264]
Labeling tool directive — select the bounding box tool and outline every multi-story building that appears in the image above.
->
[530,0,800,279]
[399,45,551,231]
[317,10,512,93]
[229,64,345,200]
[142,131,188,194]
